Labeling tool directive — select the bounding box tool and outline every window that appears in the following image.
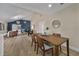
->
[0,23,4,30]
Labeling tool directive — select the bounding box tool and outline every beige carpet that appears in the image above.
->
[4,34,79,56]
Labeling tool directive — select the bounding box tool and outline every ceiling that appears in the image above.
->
[11,3,73,15]
[0,3,74,22]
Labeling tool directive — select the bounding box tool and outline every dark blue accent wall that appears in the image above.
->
[7,20,31,32]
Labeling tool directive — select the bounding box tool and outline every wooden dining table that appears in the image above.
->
[40,35,69,56]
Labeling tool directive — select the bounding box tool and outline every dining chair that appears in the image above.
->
[9,31,18,37]
[31,34,38,51]
[36,35,53,56]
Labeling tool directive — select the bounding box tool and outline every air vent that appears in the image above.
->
[60,3,64,5]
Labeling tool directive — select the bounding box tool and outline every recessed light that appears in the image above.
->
[48,4,52,8]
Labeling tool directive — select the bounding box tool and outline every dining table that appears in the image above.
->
[39,35,69,56]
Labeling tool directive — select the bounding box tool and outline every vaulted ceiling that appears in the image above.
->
[11,3,72,15]
[0,3,73,22]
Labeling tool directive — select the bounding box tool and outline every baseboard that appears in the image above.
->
[69,46,79,52]
[62,44,79,53]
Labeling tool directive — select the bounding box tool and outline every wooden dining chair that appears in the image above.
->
[53,33,62,52]
[31,34,38,51]
[36,35,53,56]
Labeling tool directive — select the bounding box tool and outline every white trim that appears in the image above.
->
[69,46,79,52]
[62,44,79,52]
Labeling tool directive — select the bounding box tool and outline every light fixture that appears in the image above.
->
[48,4,52,8]
[16,21,20,24]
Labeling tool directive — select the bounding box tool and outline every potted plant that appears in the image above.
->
[44,27,49,35]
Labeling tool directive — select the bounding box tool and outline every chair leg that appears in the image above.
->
[36,45,39,54]
[52,48,53,56]
[31,42,33,46]
[31,40,34,46]
[34,43,36,51]
[43,51,45,56]
[60,46,62,52]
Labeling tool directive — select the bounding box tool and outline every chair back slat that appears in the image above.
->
[53,33,61,37]
[32,34,37,43]
[36,35,45,50]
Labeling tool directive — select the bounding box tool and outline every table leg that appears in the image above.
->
[67,39,69,56]
[55,46,59,56]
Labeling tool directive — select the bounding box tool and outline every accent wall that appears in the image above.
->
[7,20,31,32]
